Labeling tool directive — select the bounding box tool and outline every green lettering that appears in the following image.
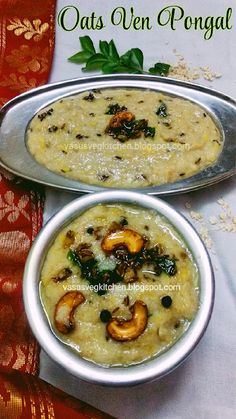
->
[194,17,204,30]
[111,7,133,30]
[80,16,89,30]
[111,6,151,30]
[132,16,152,30]
[157,5,184,30]
[204,16,215,40]
[226,7,233,29]
[90,12,96,30]
[184,16,192,30]
[57,6,79,31]
[96,16,105,30]
[142,16,152,30]
[133,16,141,30]
[215,16,223,30]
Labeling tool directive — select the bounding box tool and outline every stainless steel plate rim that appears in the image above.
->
[23,190,214,386]
[1,73,235,195]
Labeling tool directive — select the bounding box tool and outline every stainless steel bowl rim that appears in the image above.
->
[23,191,214,386]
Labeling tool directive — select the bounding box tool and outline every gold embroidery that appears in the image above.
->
[7,18,49,42]
[5,45,49,74]
[0,344,13,367]
[0,377,23,419]
[27,377,46,419]
[0,73,38,92]
[0,191,30,222]
[23,375,38,419]
[0,17,7,73]
[0,232,30,262]
[2,279,18,294]
[43,387,56,419]
[26,341,36,374]
[12,345,27,370]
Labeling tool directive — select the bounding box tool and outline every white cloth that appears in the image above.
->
[40,1,236,417]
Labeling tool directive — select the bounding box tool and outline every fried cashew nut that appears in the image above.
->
[54,291,85,334]
[101,228,144,254]
[109,111,134,129]
[106,300,148,341]
[63,230,75,248]
[52,267,72,283]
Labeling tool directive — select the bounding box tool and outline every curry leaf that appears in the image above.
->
[156,256,176,276]
[99,40,110,57]
[68,36,171,76]
[130,48,144,70]
[83,53,107,71]
[67,249,81,267]
[108,40,120,61]
[149,63,171,76]
[68,51,92,63]
[80,35,96,54]
[102,62,121,74]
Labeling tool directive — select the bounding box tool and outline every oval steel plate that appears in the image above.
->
[0,74,236,195]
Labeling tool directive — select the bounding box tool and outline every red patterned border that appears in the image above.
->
[0,0,55,374]
[0,0,55,106]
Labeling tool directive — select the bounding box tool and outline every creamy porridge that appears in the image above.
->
[27,88,222,188]
[40,204,199,366]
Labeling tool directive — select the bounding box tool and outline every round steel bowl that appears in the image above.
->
[23,191,214,386]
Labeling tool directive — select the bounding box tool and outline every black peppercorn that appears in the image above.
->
[161,295,172,308]
[83,92,95,101]
[120,217,128,226]
[86,227,94,235]
[98,174,110,182]
[100,310,112,323]
[48,125,58,133]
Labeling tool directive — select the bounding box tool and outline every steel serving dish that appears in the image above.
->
[0,74,236,195]
[23,191,214,386]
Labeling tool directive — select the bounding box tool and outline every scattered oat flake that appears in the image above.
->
[200,66,222,81]
[185,207,214,249]
[208,198,236,232]
[190,211,203,221]
[217,198,229,209]
[185,201,192,209]
[169,59,200,82]
[209,216,218,225]
[199,226,213,249]
[186,197,236,251]
[170,52,222,82]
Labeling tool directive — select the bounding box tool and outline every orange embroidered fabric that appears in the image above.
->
[0,0,55,376]
[0,371,114,419]
[0,0,55,106]
[0,168,44,375]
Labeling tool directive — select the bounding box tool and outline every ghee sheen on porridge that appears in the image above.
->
[40,204,199,366]
[27,88,222,187]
